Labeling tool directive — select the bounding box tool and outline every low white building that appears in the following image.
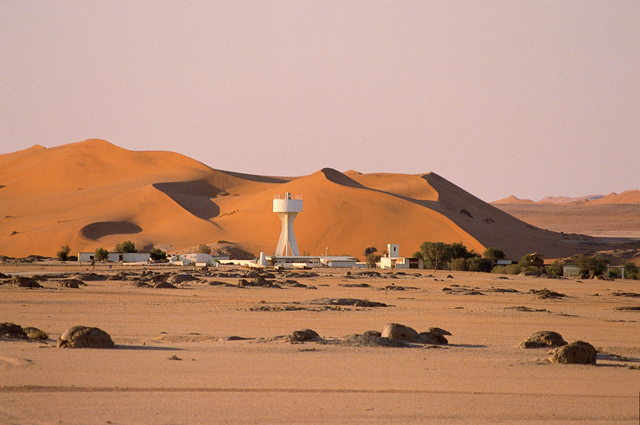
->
[169,253,226,266]
[379,244,424,270]
[78,252,151,263]
[320,256,358,268]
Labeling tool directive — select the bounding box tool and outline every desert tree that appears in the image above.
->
[366,253,381,269]
[56,245,71,261]
[94,247,109,262]
[114,240,136,253]
[150,248,167,261]
[197,244,212,254]
[364,246,377,256]
[482,247,505,260]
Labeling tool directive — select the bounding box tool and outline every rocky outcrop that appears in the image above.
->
[520,331,567,348]
[57,326,115,348]
[381,323,419,342]
[11,276,42,288]
[549,341,597,364]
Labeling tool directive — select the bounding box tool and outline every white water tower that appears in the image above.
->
[273,193,303,256]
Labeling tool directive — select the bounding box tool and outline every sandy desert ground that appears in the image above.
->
[2,262,640,424]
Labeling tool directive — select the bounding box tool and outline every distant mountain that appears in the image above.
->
[539,195,605,204]
[0,139,600,259]
[493,193,640,206]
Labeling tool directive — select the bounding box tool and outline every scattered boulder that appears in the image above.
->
[381,323,418,342]
[23,326,48,340]
[308,298,387,308]
[417,332,448,345]
[0,322,28,339]
[167,274,200,284]
[288,329,319,342]
[549,341,597,365]
[611,291,640,298]
[340,333,410,348]
[428,327,452,337]
[153,281,177,289]
[69,273,107,281]
[57,326,115,348]
[58,279,84,289]
[11,276,42,288]
[520,331,567,348]
[529,288,566,299]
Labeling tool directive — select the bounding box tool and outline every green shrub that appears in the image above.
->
[467,257,492,273]
[624,262,639,279]
[197,244,212,254]
[451,258,468,271]
[67,255,78,262]
[608,269,620,279]
[150,248,167,261]
[366,254,381,268]
[522,266,543,275]
[56,245,71,261]
[546,261,563,277]
[114,240,136,253]
[491,266,506,274]
[482,247,505,260]
[505,264,522,275]
[94,247,109,262]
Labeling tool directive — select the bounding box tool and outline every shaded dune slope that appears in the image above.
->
[0,139,598,258]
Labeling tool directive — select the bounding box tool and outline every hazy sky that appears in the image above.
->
[2,1,639,202]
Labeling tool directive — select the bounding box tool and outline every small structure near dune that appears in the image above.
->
[78,252,151,263]
[379,244,424,270]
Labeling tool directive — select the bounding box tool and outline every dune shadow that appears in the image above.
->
[320,168,368,189]
[153,180,221,220]
[80,221,143,240]
[219,170,289,184]
[449,344,488,349]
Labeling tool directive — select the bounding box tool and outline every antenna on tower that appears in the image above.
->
[273,193,303,256]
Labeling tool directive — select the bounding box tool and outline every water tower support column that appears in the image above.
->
[273,193,303,256]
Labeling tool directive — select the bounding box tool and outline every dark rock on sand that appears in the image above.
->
[70,273,108,281]
[520,331,567,348]
[288,329,320,342]
[167,274,200,284]
[153,281,177,289]
[529,288,566,299]
[11,276,42,288]
[23,326,49,339]
[0,322,28,339]
[428,327,452,337]
[340,333,410,348]
[417,332,448,345]
[58,279,85,288]
[611,291,640,298]
[308,298,387,307]
[549,341,597,365]
[57,326,115,348]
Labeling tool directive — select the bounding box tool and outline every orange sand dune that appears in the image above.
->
[587,190,640,205]
[0,139,609,259]
[492,195,536,205]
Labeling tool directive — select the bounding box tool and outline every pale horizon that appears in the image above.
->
[2,1,639,202]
